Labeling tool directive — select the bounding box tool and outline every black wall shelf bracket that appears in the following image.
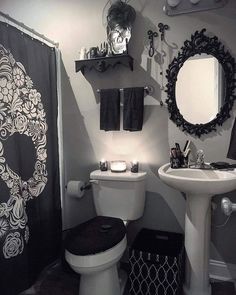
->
[75,54,133,74]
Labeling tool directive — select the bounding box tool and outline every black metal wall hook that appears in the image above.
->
[158,23,169,41]
[147,30,158,57]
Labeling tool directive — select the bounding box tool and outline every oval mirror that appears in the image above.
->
[166,29,236,137]
[176,54,225,125]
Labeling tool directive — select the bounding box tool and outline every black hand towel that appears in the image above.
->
[227,118,236,159]
[100,88,120,131]
[123,87,144,131]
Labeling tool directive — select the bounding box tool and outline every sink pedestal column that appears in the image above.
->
[183,194,212,295]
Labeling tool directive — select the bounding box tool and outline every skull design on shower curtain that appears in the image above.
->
[0,44,48,259]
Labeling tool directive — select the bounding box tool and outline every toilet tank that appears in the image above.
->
[90,170,147,221]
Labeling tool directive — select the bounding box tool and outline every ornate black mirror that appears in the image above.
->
[166,29,236,137]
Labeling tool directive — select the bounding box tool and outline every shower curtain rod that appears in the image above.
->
[0,10,59,48]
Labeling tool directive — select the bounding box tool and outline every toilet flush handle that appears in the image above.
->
[89,179,99,185]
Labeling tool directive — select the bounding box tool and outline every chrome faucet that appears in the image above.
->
[195,149,205,169]
[188,149,211,169]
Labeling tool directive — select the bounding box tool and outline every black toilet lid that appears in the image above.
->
[64,216,126,255]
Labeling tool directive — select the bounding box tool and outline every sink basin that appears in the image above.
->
[159,163,236,195]
[158,163,236,295]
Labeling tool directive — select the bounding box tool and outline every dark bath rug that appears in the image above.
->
[211,281,236,295]
[19,261,236,295]
[18,260,80,295]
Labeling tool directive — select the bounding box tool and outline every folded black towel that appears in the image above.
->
[100,88,120,131]
[123,87,144,131]
[227,118,236,159]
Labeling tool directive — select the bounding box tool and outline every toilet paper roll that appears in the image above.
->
[67,180,85,198]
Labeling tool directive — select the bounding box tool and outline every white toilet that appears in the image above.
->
[65,169,146,295]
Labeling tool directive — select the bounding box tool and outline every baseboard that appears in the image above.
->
[210,259,236,281]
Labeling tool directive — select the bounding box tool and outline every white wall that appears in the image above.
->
[1,0,236,264]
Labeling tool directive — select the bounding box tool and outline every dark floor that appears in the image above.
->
[211,281,236,295]
[19,261,236,295]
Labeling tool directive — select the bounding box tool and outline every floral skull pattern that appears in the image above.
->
[0,44,48,259]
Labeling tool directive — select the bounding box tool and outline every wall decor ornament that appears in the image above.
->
[158,23,169,106]
[147,30,158,58]
[97,42,109,57]
[106,1,136,55]
[158,23,169,41]
[165,29,236,137]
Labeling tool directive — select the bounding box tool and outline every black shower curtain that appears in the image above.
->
[0,22,62,295]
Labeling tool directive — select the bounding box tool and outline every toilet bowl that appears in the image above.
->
[65,170,147,295]
[66,237,127,295]
[65,235,127,273]
[65,216,127,295]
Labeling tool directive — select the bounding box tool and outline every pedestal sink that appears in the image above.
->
[158,163,236,295]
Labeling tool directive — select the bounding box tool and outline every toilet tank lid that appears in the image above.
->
[90,170,147,181]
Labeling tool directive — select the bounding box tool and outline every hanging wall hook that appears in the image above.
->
[147,30,158,57]
[158,23,169,41]
[158,22,177,49]
[157,23,169,107]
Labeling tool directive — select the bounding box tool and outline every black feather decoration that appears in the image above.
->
[107,1,136,31]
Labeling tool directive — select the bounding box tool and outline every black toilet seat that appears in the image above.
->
[64,216,126,256]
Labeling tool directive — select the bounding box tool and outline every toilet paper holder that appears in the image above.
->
[65,180,96,189]
[66,180,94,198]
[65,181,92,191]
[81,182,92,191]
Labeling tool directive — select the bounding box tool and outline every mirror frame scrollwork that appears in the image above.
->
[165,29,236,137]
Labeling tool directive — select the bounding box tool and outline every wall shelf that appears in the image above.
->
[75,54,133,74]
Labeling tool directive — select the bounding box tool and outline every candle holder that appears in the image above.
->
[131,161,139,173]
[100,159,108,171]
[110,161,126,173]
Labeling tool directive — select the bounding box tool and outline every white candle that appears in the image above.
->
[110,161,126,172]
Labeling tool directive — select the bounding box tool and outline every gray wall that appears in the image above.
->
[1,0,236,264]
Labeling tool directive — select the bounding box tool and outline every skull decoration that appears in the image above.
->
[0,44,48,259]
[106,1,136,55]
[107,25,131,55]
